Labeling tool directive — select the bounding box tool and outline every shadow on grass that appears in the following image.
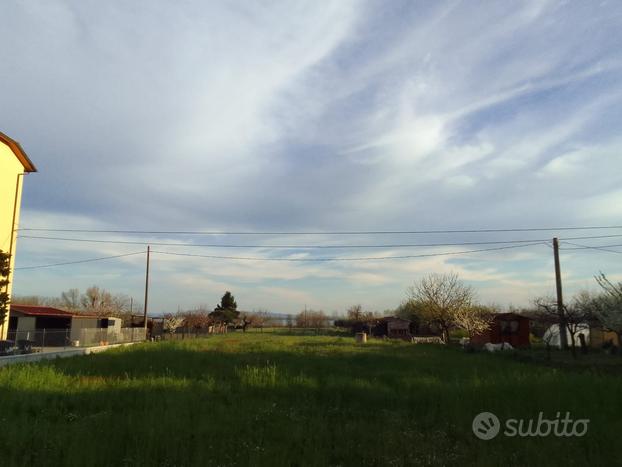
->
[1,337,621,466]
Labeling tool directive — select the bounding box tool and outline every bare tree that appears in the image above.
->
[183,308,212,330]
[347,304,364,321]
[535,294,595,356]
[239,310,270,332]
[60,288,81,309]
[296,309,328,329]
[594,273,622,345]
[409,273,473,343]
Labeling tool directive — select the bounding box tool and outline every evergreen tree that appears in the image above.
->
[0,250,11,328]
[209,291,239,324]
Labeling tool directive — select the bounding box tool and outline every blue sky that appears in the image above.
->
[2,0,622,314]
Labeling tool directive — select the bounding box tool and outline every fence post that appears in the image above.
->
[42,328,46,348]
[65,328,69,348]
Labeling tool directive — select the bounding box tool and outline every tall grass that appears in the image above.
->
[0,334,620,466]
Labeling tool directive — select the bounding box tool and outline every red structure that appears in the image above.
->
[471,313,531,348]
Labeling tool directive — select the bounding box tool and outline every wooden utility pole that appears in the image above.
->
[143,245,150,339]
[553,238,568,350]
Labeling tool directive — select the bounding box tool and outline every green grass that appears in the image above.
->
[0,334,620,466]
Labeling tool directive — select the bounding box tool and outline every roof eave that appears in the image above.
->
[0,131,37,173]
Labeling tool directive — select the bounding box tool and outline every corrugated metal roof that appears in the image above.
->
[10,305,98,318]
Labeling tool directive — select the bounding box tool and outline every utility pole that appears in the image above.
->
[553,238,568,350]
[143,245,150,340]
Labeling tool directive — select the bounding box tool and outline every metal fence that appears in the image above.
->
[158,328,215,340]
[4,327,146,354]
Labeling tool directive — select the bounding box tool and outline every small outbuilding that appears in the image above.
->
[373,317,412,340]
[471,312,531,348]
[8,305,120,346]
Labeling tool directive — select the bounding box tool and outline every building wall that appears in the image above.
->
[590,328,620,348]
[16,316,36,334]
[70,318,99,342]
[0,141,26,340]
[471,317,531,348]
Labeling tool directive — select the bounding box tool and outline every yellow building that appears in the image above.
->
[0,131,36,340]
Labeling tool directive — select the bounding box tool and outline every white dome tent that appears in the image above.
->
[543,323,590,348]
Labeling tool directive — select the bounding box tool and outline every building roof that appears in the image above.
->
[493,312,531,321]
[0,131,37,172]
[10,305,74,318]
[10,305,98,319]
[380,316,411,323]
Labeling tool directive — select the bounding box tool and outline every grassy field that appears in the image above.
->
[0,334,621,466]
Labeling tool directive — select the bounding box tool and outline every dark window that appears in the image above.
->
[500,320,519,334]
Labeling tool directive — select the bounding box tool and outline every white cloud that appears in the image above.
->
[4,0,622,313]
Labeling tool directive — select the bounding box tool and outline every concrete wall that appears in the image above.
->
[70,317,99,342]
[0,342,140,367]
[0,141,26,340]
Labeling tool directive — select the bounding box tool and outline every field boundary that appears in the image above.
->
[0,341,140,367]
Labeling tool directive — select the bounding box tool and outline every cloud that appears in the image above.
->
[3,0,622,312]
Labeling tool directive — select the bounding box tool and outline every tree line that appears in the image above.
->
[335,271,622,351]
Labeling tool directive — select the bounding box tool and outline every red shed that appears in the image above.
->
[471,313,531,348]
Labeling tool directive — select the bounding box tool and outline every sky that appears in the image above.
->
[2,0,622,315]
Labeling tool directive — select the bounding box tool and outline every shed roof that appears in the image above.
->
[0,131,37,172]
[493,312,531,321]
[10,305,74,318]
[10,305,98,319]
[380,316,411,323]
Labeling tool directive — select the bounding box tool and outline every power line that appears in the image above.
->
[17,234,552,249]
[16,233,622,249]
[561,241,622,255]
[16,225,622,236]
[12,243,545,270]
[14,251,145,270]
[151,242,546,262]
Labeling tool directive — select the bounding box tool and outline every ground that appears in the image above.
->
[0,334,621,466]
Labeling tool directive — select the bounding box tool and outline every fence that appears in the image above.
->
[4,327,146,353]
[78,327,146,347]
[245,326,348,336]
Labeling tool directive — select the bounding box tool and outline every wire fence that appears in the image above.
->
[2,327,146,355]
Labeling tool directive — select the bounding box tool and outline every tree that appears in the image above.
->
[408,273,473,343]
[454,304,494,339]
[394,299,426,333]
[296,309,328,329]
[163,313,185,334]
[347,304,364,321]
[0,250,10,329]
[60,288,81,309]
[183,308,212,330]
[239,310,270,332]
[535,293,595,356]
[594,273,622,345]
[209,291,239,324]
[215,291,237,311]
